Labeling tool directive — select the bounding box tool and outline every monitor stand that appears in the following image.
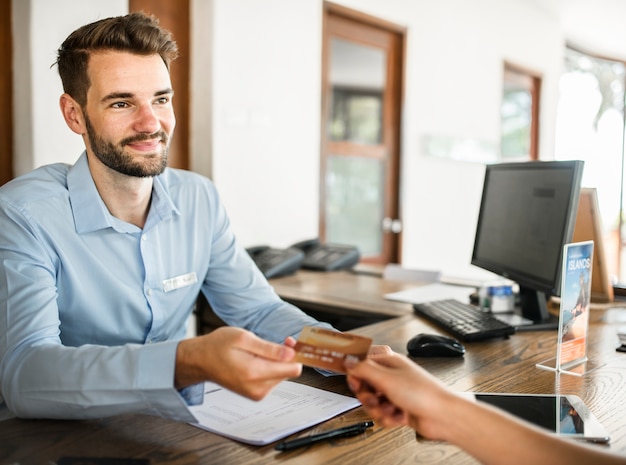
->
[513,313,559,332]
[495,288,559,332]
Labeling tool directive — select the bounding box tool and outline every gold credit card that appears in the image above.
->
[294,326,373,373]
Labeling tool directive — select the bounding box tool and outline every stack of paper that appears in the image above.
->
[187,381,360,445]
[384,282,476,304]
[618,327,626,346]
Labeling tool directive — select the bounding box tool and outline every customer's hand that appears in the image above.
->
[368,344,393,358]
[346,349,626,465]
[345,353,458,440]
[175,327,302,400]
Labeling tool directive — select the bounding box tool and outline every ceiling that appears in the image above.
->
[535,0,626,61]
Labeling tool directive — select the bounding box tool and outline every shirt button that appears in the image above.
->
[146,289,152,296]
[142,235,147,241]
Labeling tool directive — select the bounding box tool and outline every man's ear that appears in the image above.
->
[59,93,86,135]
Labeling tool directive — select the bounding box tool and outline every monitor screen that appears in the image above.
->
[471,160,584,328]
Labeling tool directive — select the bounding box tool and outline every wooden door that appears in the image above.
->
[320,3,405,265]
[129,0,190,170]
[0,0,13,185]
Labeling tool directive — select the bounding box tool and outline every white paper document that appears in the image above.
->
[384,282,476,304]
[187,380,360,445]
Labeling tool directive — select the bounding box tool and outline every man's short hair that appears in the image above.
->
[55,12,179,106]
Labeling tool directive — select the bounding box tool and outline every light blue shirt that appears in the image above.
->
[0,153,330,421]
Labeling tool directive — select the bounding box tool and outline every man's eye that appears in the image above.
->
[111,102,129,109]
[155,97,170,105]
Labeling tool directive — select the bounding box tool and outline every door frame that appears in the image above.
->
[320,2,405,264]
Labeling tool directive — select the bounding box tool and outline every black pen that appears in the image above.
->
[274,421,374,451]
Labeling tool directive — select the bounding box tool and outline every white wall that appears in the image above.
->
[359,0,564,276]
[13,0,569,278]
[189,0,214,180]
[208,0,323,248]
[205,0,565,277]
[12,0,128,176]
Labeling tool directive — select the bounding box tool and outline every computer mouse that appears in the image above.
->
[406,333,465,357]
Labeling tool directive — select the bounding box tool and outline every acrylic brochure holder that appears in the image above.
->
[537,241,604,377]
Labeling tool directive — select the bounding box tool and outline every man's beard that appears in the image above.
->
[84,115,170,178]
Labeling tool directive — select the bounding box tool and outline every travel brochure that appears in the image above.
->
[537,240,599,375]
[557,241,593,368]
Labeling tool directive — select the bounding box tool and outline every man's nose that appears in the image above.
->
[134,104,161,134]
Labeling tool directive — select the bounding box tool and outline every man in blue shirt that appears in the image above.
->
[0,13,336,422]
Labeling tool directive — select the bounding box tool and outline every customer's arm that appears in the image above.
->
[345,354,626,465]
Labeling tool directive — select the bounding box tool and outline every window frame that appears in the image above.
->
[501,62,541,161]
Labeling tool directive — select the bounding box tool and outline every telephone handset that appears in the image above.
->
[246,238,360,279]
[293,239,361,271]
[245,245,304,279]
[289,238,322,254]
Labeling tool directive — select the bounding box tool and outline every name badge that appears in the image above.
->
[162,272,198,293]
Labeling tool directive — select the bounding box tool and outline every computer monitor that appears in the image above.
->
[471,160,585,330]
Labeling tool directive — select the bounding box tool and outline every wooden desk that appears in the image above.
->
[3,270,626,464]
[196,268,420,333]
[268,268,420,330]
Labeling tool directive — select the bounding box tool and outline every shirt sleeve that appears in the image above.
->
[198,185,334,343]
[0,169,335,421]
[0,201,194,421]
[3,341,195,421]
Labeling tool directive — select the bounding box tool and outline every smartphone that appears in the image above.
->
[464,393,610,443]
[57,458,150,465]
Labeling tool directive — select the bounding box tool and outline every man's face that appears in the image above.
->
[82,51,176,177]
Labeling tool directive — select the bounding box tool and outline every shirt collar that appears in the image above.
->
[68,152,180,234]
[146,172,180,231]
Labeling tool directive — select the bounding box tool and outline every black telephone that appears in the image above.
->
[245,245,305,279]
[246,238,360,279]
[291,238,361,271]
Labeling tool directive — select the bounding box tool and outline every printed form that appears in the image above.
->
[187,381,360,445]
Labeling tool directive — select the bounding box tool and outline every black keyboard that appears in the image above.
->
[412,299,516,342]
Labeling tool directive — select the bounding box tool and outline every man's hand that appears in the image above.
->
[175,327,302,400]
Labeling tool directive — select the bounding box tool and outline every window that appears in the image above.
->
[330,86,383,145]
[501,63,541,160]
[554,46,626,282]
